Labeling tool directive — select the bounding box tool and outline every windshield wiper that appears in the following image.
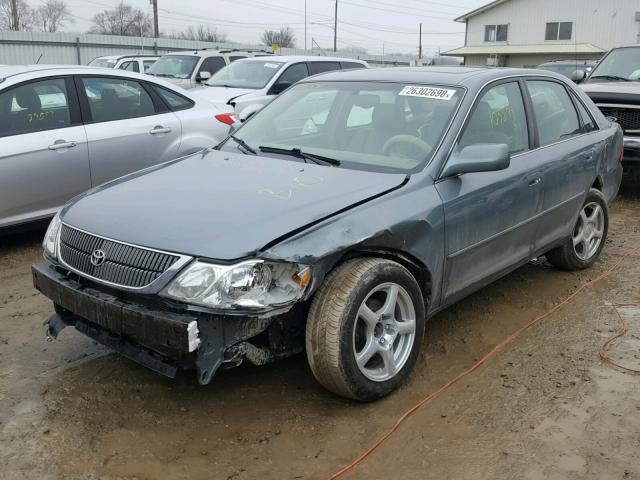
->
[229,135,257,155]
[589,75,630,82]
[259,146,341,166]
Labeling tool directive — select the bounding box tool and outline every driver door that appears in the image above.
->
[435,81,546,304]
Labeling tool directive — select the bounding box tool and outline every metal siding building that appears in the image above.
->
[0,31,412,68]
[444,0,640,67]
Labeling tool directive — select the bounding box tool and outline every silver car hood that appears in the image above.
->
[191,86,256,105]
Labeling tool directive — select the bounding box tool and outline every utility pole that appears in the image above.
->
[333,0,338,52]
[10,0,19,30]
[418,23,423,62]
[304,0,307,50]
[151,0,159,38]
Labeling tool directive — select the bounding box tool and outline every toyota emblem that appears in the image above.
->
[90,249,106,267]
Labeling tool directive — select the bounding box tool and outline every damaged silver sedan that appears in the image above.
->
[33,67,623,401]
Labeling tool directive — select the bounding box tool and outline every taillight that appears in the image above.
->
[215,113,238,125]
[620,147,624,162]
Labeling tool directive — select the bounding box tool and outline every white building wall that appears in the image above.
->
[465,0,640,51]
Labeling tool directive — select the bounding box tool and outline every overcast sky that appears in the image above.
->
[55,0,489,56]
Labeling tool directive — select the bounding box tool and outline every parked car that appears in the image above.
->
[192,56,368,121]
[33,67,622,401]
[146,49,272,90]
[0,65,233,229]
[537,59,598,80]
[575,45,640,177]
[88,55,159,73]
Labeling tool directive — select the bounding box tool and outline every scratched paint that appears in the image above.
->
[259,176,325,200]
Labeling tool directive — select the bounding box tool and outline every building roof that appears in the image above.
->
[454,0,513,22]
[442,43,606,56]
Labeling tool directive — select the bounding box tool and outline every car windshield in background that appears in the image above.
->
[206,61,284,89]
[588,47,640,81]
[88,58,117,68]
[147,55,199,79]
[221,81,463,173]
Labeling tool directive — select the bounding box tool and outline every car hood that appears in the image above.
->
[191,86,256,105]
[61,151,407,260]
[581,81,640,102]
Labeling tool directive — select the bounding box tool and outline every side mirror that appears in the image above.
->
[441,144,510,178]
[197,71,211,82]
[238,104,264,122]
[571,69,586,83]
[271,81,292,95]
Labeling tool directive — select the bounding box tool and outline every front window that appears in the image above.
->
[206,61,284,89]
[588,47,640,82]
[219,81,463,173]
[484,24,508,42]
[147,55,199,79]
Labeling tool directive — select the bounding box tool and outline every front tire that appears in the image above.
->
[546,188,609,270]
[305,258,426,401]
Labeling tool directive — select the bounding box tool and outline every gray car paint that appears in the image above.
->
[56,67,623,314]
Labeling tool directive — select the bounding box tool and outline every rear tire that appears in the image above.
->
[546,188,608,270]
[305,258,426,401]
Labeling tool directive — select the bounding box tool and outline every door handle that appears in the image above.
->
[48,140,77,150]
[528,177,542,187]
[149,126,171,135]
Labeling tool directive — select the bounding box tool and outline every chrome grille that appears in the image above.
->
[597,105,640,133]
[59,225,180,288]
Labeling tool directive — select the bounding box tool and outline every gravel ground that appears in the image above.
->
[0,187,639,480]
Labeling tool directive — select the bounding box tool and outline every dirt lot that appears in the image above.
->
[1,187,639,480]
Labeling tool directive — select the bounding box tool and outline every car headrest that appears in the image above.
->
[352,94,380,109]
[15,86,42,111]
[372,103,403,131]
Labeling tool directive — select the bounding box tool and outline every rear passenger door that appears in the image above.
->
[77,76,181,186]
[436,81,546,303]
[0,76,90,227]
[525,79,598,250]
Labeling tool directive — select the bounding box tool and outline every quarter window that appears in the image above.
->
[153,86,193,111]
[545,22,572,41]
[572,94,598,132]
[485,24,508,42]
[527,80,581,146]
[458,82,529,154]
[341,61,366,70]
[0,78,72,137]
[309,62,341,75]
[81,77,156,123]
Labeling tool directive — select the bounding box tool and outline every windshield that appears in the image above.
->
[88,58,117,68]
[220,81,463,173]
[147,55,199,79]
[206,60,284,89]
[588,47,640,81]
[538,64,583,79]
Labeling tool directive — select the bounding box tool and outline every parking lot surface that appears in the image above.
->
[1,188,639,480]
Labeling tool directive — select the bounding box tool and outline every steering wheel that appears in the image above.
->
[382,134,432,159]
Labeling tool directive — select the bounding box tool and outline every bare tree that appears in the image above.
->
[37,0,73,32]
[0,0,36,31]
[175,24,228,43]
[261,27,296,49]
[89,2,152,37]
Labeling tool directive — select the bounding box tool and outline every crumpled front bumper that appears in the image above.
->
[31,263,278,384]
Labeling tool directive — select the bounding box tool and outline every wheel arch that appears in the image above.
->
[332,248,433,309]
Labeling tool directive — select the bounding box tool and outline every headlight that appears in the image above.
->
[43,212,62,259]
[161,259,312,310]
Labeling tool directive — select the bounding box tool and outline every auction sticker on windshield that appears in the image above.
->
[399,85,456,100]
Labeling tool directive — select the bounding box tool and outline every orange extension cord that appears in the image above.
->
[599,302,640,375]
[329,244,640,480]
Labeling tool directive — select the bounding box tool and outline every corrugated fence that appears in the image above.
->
[0,31,414,67]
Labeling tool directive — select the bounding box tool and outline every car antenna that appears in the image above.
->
[35,53,43,64]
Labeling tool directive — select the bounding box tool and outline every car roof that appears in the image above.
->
[236,55,367,64]
[93,54,158,60]
[298,66,545,86]
[539,60,596,65]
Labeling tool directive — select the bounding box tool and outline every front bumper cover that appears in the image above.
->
[32,263,280,384]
